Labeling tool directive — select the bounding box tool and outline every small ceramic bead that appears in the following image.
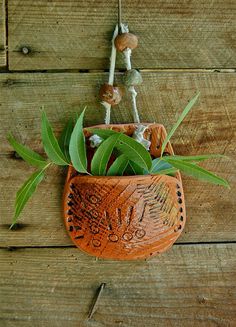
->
[123,69,143,87]
[114,33,138,52]
[99,83,123,106]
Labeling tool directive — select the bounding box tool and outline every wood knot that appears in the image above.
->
[197,296,207,304]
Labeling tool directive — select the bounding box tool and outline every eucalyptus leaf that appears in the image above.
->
[59,118,74,162]
[8,134,47,169]
[116,134,152,170]
[91,134,121,176]
[165,154,227,162]
[87,128,115,139]
[162,157,230,188]
[107,154,129,176]
[69,109,88,173]
[127,161,144,175]
[41,111,68,165]
[152,167,178,176]
[124,163,135,175]
[89,128,152,171]
[150,158,173,173]
[161,92,200,156]
[11,170,45,228]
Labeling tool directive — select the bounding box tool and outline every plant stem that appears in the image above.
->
[43,162,52,171]
[120,23,140,123]
[102,24,119,124]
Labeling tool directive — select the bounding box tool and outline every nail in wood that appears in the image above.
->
[87,283,106,320]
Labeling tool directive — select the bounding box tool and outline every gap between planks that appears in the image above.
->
[0,68,236,74]
[1,241,236,251]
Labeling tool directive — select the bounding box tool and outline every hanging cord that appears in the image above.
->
[103,0,140,124]
[118,0,122,30]
[102,25,119,124]
[120,23,140,123]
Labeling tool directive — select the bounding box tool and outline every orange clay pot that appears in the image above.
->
[63,124,186,260]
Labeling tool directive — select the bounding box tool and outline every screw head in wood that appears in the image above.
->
[114,33,138,52]
[21,46,29,55]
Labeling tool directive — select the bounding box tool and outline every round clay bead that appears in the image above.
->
[123,69,143,86]
[99,83,123,106]
[114,33,138,52]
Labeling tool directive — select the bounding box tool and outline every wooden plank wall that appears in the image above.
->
[8,0,236,70]
[1,245,235,327]
[0,0,6,67]
[0,1,236,326]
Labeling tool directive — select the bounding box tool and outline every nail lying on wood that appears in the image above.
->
[87,283,106,320]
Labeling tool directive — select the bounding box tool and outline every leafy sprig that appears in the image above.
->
[41,111,69,165]
[69,109,87,173]
[161,92,200,156]
[8,134,47,169]
[8,94,229,227]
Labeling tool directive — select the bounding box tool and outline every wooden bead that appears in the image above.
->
[99,83,123,106]
[114,33,138,52]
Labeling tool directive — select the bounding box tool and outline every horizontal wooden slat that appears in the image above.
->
[0,244,235,326]
[8,0,236,70]
[0,71,236,154]
[0,71,235,246]
[0,0,6,67]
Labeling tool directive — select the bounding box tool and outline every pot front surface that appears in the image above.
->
[63,123,186,260]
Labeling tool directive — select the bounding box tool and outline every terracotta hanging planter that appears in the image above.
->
[7,3,229,265]
[63,123,186,260]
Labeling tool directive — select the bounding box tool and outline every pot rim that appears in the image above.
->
[69,171,180,181]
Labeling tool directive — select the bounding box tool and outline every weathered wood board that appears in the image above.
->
[1,1,236,325]
[1,72,236,154]
[8,0,236,70]
[0,0,6,67]
[0,244,235,327]
[0,72,235,247]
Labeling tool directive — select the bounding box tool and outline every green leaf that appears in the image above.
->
[87,128,115,139]
[8,134,47,169]
[11,170,45,228]
[161,92,200,156]
[152,167,178,176]
[116,134,152,170]
[107,154,129,176]
[150,158,173,173]
[89,128,152,171]
[165,154,227,162]
[127,161,144,175]
[41,111,68,165]
[91,134,121,176]
[59,118,74,163]
[124,163,134,175]
[162,157,230,188]
[69,109,88,173]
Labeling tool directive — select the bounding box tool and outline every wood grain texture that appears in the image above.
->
[8,0,236,70]
[0,244,235,327]
[0,0,6,67]
[0,71,235,247]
